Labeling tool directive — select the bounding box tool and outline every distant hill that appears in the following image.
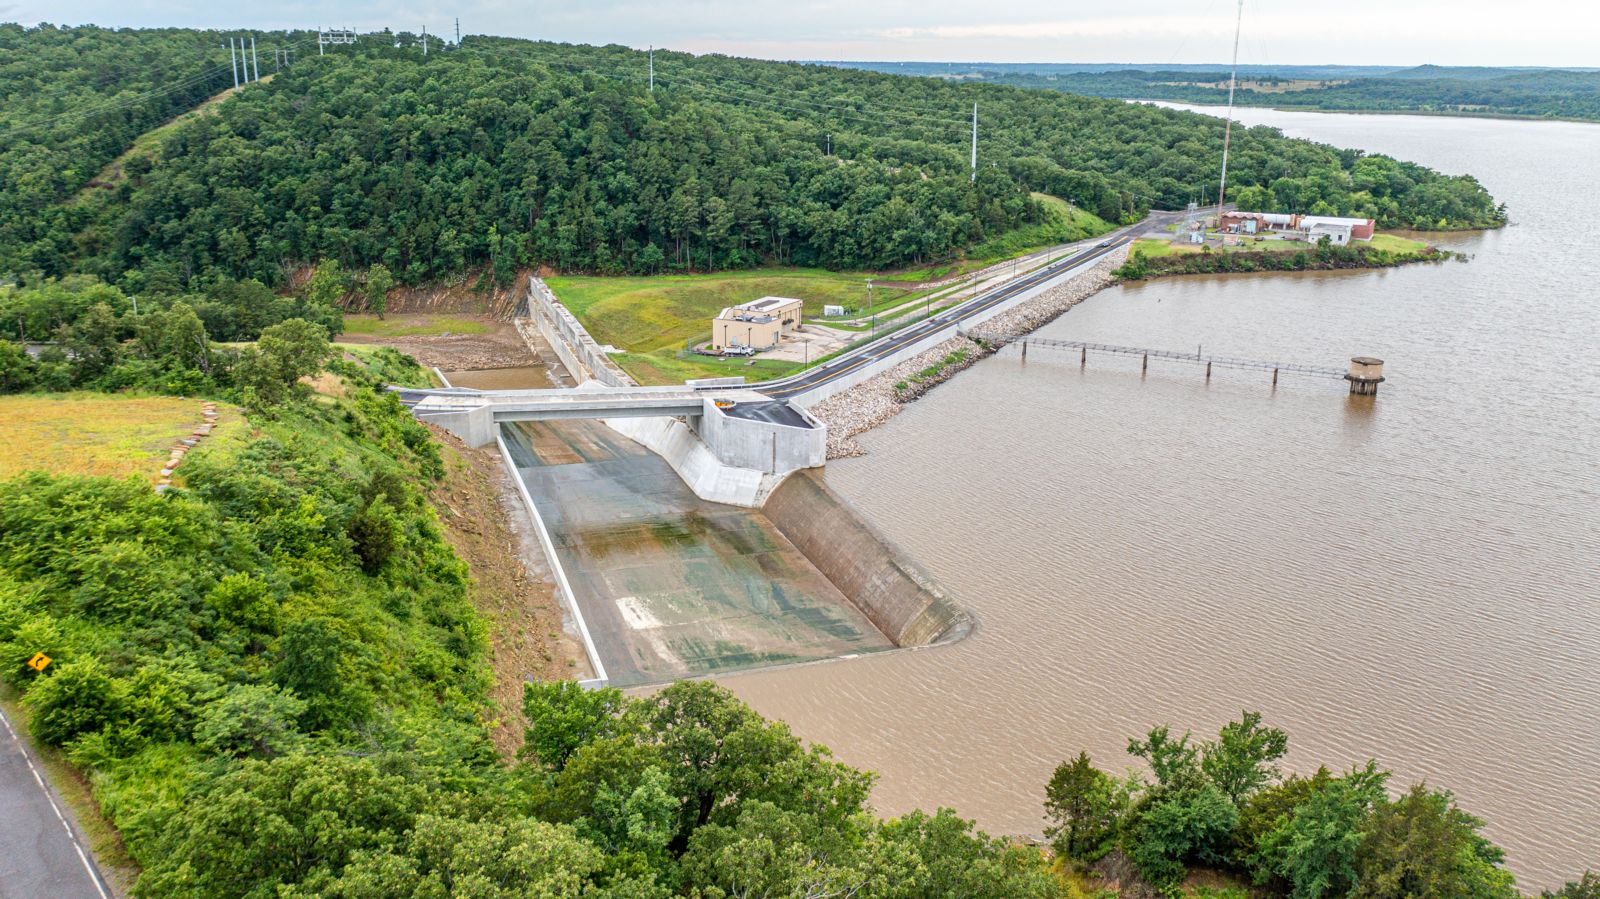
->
[824,60,1600,122]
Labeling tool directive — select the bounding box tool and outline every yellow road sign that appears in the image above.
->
[27,652,51,672]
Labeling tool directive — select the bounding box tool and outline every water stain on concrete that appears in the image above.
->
[503,419,892,686]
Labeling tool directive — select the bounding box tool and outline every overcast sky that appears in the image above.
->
[9,0,1598,67]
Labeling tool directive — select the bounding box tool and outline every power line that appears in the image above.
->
[0,35,319,136]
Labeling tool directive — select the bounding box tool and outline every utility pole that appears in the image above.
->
[229,38,240,90]
[423,27,428,55]
[455,17,461,45]
[250,35,259,82]
[1216,0,1245,223]
[970,103,978,183]
[649,46,654,92]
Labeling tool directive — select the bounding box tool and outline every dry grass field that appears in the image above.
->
[0,394,240,483]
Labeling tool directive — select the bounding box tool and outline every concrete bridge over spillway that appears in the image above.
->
[399,384,827,503]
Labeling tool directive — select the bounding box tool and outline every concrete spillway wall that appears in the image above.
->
[763,470,971,647]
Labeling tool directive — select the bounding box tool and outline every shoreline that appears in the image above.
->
[808,248,1129,457]
[1115,243,1461,281]
[1133,96,1600,128]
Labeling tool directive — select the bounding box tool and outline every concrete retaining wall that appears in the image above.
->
[526,278,638,388]
[697,399,827,473]
[493,430,609,688]
[763,470,971,647]
[604,415,783,508]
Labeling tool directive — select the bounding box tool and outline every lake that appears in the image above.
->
[719,105,1600,889]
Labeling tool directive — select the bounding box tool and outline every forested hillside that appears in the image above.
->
[0,25,311,278]
[1,26,1503,291]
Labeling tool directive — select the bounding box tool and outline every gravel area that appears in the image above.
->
[808,249,1128,458]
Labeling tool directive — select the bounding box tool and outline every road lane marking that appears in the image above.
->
[0,706,112,899]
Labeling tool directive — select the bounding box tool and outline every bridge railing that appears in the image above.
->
[964,331,1348,381]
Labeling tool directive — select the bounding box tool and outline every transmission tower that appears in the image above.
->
[318,27,358,56]
[1216,0,1245,222]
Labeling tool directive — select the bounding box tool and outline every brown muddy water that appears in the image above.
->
[503,420,892,686]
[440,366,554,390]
[719,107,1600,888]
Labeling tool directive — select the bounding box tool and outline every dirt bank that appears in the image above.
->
[808,248,1127,458]
[427,425,590,757]
[339,315,543,372]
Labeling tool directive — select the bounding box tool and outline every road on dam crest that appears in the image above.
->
[0,706,112,899]
[746,214,1174,401]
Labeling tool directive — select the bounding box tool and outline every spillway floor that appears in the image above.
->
[503,420,893,687]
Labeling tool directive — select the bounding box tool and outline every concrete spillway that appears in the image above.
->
[763,471,970,647]
[503,420,894,686]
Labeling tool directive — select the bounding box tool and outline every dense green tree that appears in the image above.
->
[363,264,394,320]
[1128,723,1203,789]
[303,814,606,899]
[347,497,402,575]
[305,260,350,311]
[1124,784,1240,889]
[1545,872,1600,899]
[60,302,121,381]
[521,681,630,772]
[1251,762,1390,899]
[0,339,34,391]
[1352,784,1519,899]
[193,683,308,759]
[1202,710,1290,805]
[1044,750,1122,862]
[25,656,125,745]
[137,754,431,896]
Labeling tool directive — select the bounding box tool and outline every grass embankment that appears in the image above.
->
[546,195,1114,384]
[0,394,243,483]
[870,195,1114,284]
[545,269,882,384]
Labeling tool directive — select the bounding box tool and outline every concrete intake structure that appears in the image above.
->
[762,470,971,647]
[1346,356,1386,396]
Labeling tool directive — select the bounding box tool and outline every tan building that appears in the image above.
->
[711,296,803,351]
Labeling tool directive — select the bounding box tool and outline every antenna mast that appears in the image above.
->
[1216,0,1244,223]
[970,103,978,183]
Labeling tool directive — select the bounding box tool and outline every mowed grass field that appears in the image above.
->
[545,269,905,354]
[0,394,240,483]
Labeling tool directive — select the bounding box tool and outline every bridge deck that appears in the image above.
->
[407,385,778,422]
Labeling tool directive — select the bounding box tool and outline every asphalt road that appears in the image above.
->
[0,707,113,899]
[744,213,1176,401]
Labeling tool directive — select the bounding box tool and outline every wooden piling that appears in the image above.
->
[1142,354,1148,374]
[1206,361,1212,380]
[1272,368,1279,386]
[1080,346,1087,367]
